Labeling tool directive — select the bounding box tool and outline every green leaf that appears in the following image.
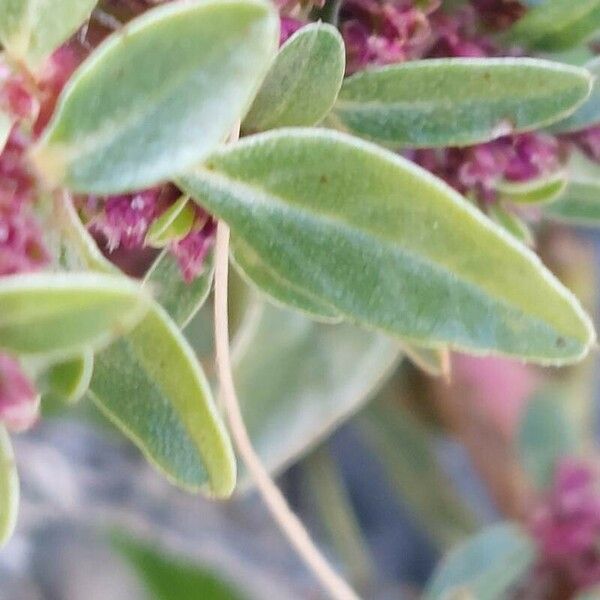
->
[231,236,342,322]
[144,249,214,329]
[358,404,478,548]
[495,173,567,205]
[0,425,18,548]
[88,303,236,497]
[545,179,600,226]
[178,128,595,364]
[507,0,600,51]
[242,22,345,132]
[517,391,578,490]
[31,0,279,194]
[0,0,97,70]
[399,343,449,377]
[425,523,536,600]
[43,349,94,404]
[232,296,400,479]
[330,58,591,147]
[146,196,196,248]
[550,57,600,132]
[113,534,246,600]
[0,272,150,357]
[488,204,534,246]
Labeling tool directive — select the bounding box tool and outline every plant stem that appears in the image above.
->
[213,223,360,600]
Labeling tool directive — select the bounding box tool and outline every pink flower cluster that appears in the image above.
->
[87,187,216,282]
[530,457,600,591]
[0,353,39,432]
[408,133,563,204]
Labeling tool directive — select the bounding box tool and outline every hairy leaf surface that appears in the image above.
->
[243,22,345,131]
[331,58,591,147]
[31,0,279,194]
[179,128,595,364]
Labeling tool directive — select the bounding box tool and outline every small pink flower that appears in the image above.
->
[91,188,163,251]
[408,133,563,204]
[0,353,39,432]
[530,457,600,591]
[169,212,216,283]
[471,0,526,30]
[340,0,437,73]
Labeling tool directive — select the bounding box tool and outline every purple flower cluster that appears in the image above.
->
[530,457,600,591]
[86,188,216,282]
[408,133,563,203]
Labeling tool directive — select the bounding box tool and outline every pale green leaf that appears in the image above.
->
[231,236,342,323]
[144,249,214,329]
[88,304,236,497]
[495,173,567,205]
[0,425,18,548]
[399,343,449,377]
[507,0,600,51]
[145,196,196,248]
[44,349,94,404]
[178,128,595,364]
[242,22,345,132]
[425,523,535,600]
[518,391,578,490]
[232,296,400,480]
[31,0,279,194]
[0,272,150,357]
[330,58,591,147]
[550,57,600,132]
[488,204,534,246]
[0,0,97,70]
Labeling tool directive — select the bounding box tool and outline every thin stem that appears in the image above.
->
[214,225,360,600]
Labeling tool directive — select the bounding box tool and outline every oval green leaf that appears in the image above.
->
[0,0,97,70]
[0,272,150,357]
[425,523,535,600]
[178,128,595,364]
[231,235,342,323]
[44,349,94,404]
[0,424,18,548]
[495,173,567,205]
[232,296,400,480]
[488,204,534,246]
[331,58,591,147]
[507,0,600,51]
[144,249,215,329]
[242,22,345,132]
[31,0,279,194]
[88,303,236,497]
[399,343,449,378]
[550,57,600,132]
[146,196,196,248]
